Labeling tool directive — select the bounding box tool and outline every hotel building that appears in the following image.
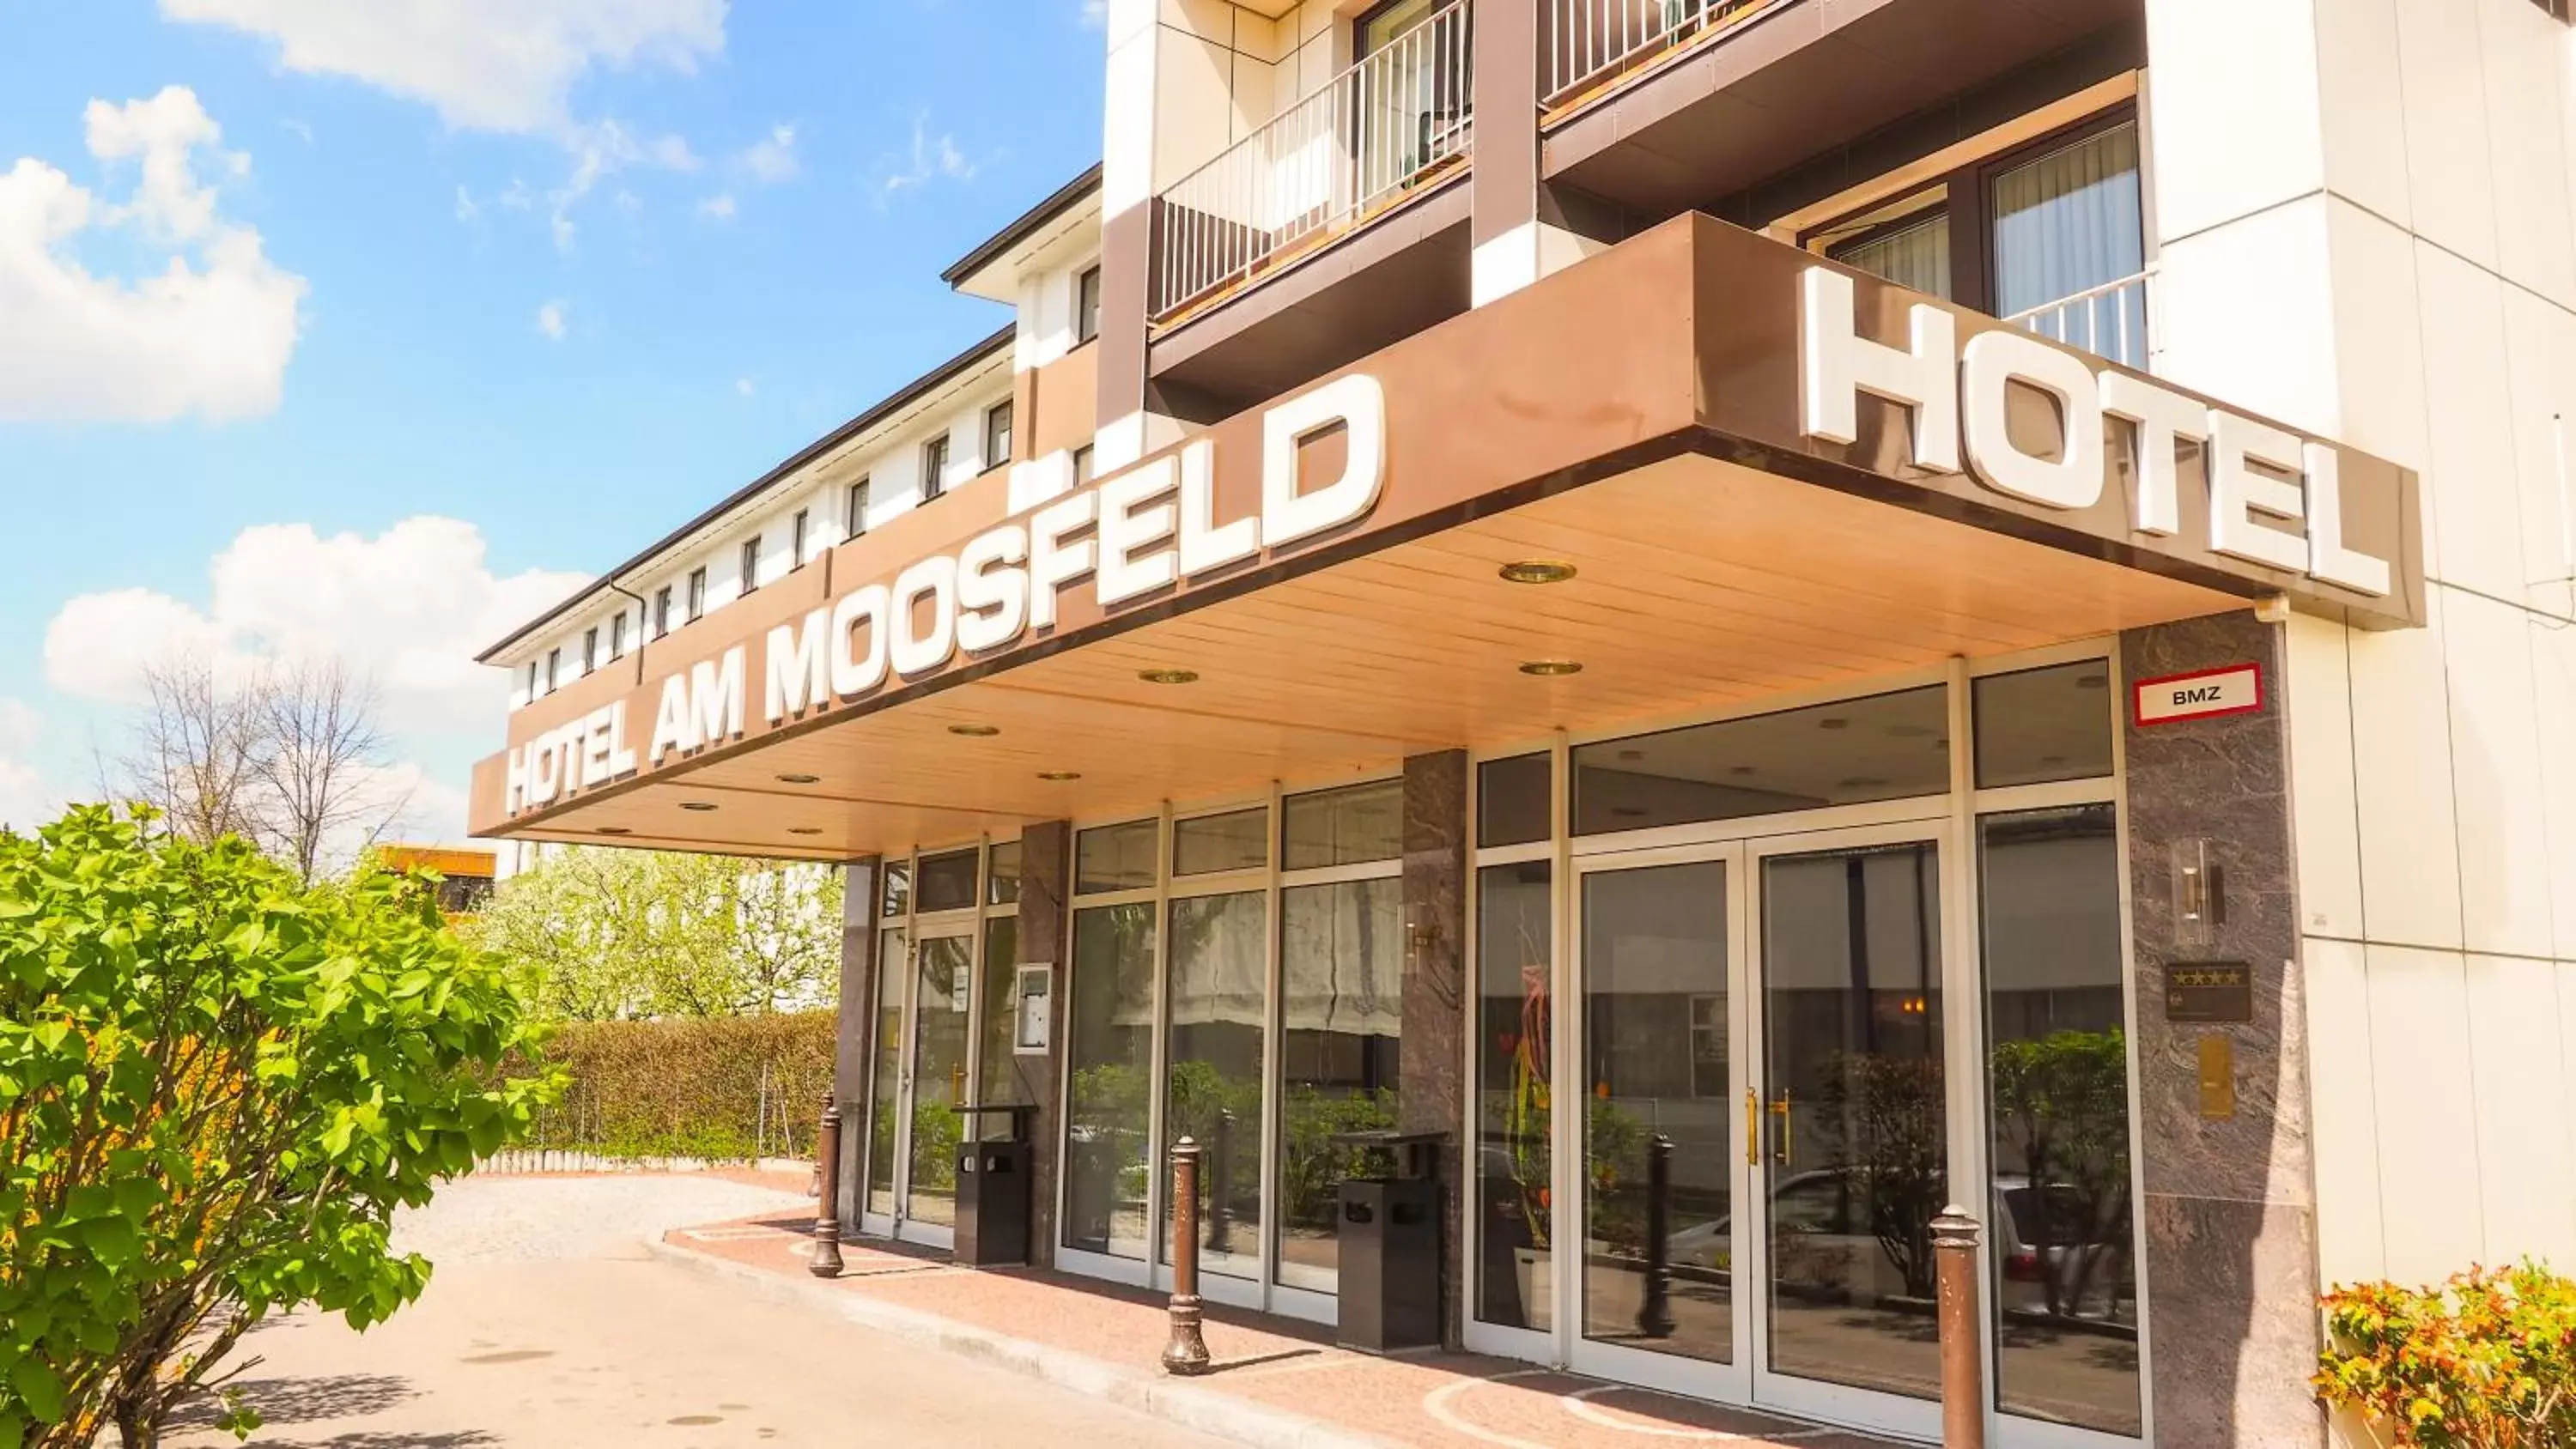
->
[469,1,2576,1443]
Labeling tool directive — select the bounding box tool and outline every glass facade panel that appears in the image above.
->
[1573,687,1949,835]
[1978,805,2140,1436]
[1278,878,1403,1293]
[1063,903,1157,1258]
[1077,819,1160,894]
[976,913,1027,1140]
[1991,122,2144,324]
[1162,891,1268,1280]
[865,925,907,1217]
[881,858,911,917]
[1477,752,1552,848]
[905,933,974,1228]
[1832,209,1953,298]
[1974,661,2116,788]
[916,847,981,914]
[1176,808,1269,876]
[1475,860,1554,1331]
[987,840,1022,905]
[1759,842,1947,1402]
[1581,861,1733,1363]
[1283,779,1402,869]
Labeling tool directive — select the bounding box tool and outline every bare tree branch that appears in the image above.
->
[252,658,404,884]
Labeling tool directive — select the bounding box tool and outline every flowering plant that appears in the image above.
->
[2314,1262,2576,1448]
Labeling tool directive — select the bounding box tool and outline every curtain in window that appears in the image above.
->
[1831,212,1953,300]
[1991,122,2144,361]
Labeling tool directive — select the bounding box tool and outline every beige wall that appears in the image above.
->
[2148,0,2576,1419]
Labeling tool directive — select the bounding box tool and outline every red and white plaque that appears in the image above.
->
[2133,664,2263,726]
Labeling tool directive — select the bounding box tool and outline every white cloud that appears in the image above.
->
[453,183,480,221]
[738,123,796,184]
[160,0,728,136]
[44,517,591,741]
[1078,0,1106,28]
[0,86,306,424]
[878,114,977,200]
[280,117,314,144]
[535,299,568,339]
[696,191,734,221]
[0,700,57,835]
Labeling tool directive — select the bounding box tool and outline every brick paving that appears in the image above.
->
[668,1210,1906,1449]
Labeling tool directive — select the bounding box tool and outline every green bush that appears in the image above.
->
[0,807,554,1448]
[510,1011,835,1162]
[2316,1262,2576,1447]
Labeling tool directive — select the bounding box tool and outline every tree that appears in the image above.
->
[469,846,842,1022]
[0,805,555,1447]
[108,653,410,883]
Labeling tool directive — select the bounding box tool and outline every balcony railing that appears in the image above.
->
[1151,0,1474,323]
[1545,0,1789,110]
[2004,268,2153,372]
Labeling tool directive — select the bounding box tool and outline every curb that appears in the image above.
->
[644,1237,1400,1449]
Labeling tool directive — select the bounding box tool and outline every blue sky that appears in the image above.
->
[0,0,1107,841]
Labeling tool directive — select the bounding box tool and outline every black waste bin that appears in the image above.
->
[1331,1130,1446,1354]
[953,1105,1038,1267]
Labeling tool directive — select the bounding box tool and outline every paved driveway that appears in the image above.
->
[164,1173,1224,1449]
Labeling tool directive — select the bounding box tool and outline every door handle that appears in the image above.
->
[1769,1091,1793,1167]
[1744,1089,1759,1167]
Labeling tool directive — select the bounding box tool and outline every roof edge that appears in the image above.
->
[476,323,1018,664]
[940,162,1104,290]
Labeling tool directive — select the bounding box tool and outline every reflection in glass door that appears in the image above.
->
[1577,857,1742,1382]
[1755,839,1947,1413]
[903,931,975,1234]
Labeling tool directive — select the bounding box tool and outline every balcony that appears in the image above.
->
[1543,0,1795,113]
[2007,266,2150,372]
[1151,0,1474,326]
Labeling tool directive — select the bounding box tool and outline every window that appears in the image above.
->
[1973,660,2114,787]
[792,508,809,567]
[987,840,1022,906]
[1802,110,2146,367]
[526,660,539,697]
[1075,819,1158,894]
[1571,685,1951,835]
[1174,808,1267,875]
[1476,752,1550,847]
[653,586,672,639]
[609,612,627,659]
[2533,0,2571,20]
[544,647,561,692]
[984,401,1014,470]
[1357,0,1437,55]
[1473,858,1552,1331]
[1072,445,1095,486]
[740,537,762,594]
[922,435,951,501]
[1281,779,1401,869]
[685,567,707,621]
[846,478,871,540]
[1075,265,1103,344]
[915,848,981,913]
[581,627,598,674]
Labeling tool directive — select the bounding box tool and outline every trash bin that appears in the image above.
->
[953,1104,1038,1267]
[1331,1130,1446,1354]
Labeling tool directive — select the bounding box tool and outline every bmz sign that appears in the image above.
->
[2133,664,2263,726]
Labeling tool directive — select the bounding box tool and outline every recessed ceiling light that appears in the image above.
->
[1139,668,1200,685]
[1519,660,1582,676]
[1728,766,1757,777]
[788,827,823,836]
[2077,674,2109,689]
[1498,560,1578,585]
[776,773,821,785]
[596,826,633,835]
[680,802,718,812]
[947,724,1000,737]
[1037,770,1083,781]
[1818,717,1850,731]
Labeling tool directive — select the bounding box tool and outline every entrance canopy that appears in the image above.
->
[470,215,2420,861]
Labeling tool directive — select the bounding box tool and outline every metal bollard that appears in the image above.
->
[1161,1137,1212,1375]
[809,1093,845,1279]
[1931,1204,1984,1449]
[1637,1134,1674,1338]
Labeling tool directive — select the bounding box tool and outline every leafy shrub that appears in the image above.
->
[2315,1262,2576,1447]
[508,1011,835,1162]
[0,807,554,1448]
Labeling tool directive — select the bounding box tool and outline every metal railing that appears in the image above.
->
[2003,268,2154,370]
[1545,0,1787,109]
[1151,0,1473,322]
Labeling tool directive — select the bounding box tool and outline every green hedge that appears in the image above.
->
[511,1011,837,1162]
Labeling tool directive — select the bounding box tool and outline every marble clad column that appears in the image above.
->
[2122,613,2322,1447]
[834,857,881,1231]
[1402,750,1469,1348]
[1017,822,1072,1268]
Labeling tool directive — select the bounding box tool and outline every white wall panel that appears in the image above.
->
[2465,953,2576,1265]
[2141,0,2324,242]
[2477,0,2576,309]
[2445,586,2556,957]
[2416,240,2527,597]
[2305,936,2387,1286]
[2287,614,2366,939]
[2364,943,2487,1283]
[2349,586,2465,949]
[2391,0,2502,271]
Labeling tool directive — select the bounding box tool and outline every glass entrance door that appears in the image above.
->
[1748,830,1948,1437]
[899,929,976,1245]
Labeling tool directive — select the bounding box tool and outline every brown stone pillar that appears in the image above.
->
[834,856,883,1233]
[1017,821,1072,1268]
[2122,612,2323,1447]
[1401,749,1469,1347]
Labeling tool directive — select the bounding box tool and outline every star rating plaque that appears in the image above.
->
[2164,962,2252,1023]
